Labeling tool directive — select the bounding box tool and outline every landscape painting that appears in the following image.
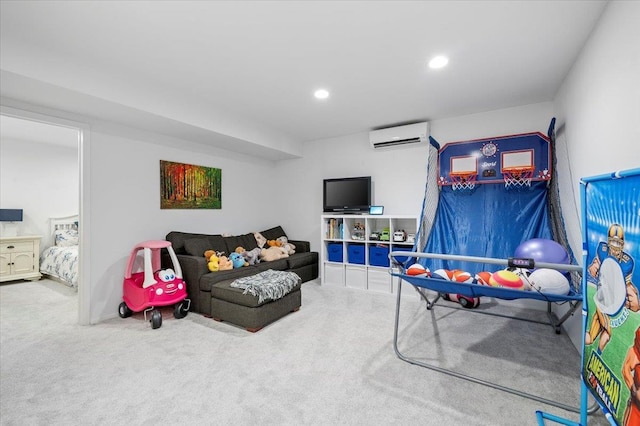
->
[160,160,222,209]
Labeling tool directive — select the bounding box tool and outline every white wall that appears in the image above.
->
[85,123,283,323]
[0,137,78,249]
[553,0,640,348]
[284,102,555,256]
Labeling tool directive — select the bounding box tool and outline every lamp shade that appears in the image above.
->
[0,209,23,222]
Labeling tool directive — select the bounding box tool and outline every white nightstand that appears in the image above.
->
[0,235,42,282]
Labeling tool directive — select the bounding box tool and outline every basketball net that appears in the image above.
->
[503,167,534,190]
[449,172,478,193]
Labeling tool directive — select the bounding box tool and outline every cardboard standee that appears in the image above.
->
[537,168,640,426]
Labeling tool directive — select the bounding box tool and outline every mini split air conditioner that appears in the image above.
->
[369,122,429,149]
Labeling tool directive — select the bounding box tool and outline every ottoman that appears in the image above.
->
[210,277,301,332]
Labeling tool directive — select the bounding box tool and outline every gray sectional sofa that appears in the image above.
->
[163,226,318,331]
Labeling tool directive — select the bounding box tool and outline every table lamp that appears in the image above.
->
[0,209,23,237]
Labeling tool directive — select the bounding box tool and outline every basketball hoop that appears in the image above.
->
[449,172,478,193]
[503,167,534,190]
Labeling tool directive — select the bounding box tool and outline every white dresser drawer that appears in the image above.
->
[0,241,34,254]
[0,236,41,282]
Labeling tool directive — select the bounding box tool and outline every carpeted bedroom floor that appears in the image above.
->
[0,278,610,425]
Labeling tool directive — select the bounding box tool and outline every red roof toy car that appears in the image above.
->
[118,240,190,329]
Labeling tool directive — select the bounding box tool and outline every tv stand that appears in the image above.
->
[320,214,418,298]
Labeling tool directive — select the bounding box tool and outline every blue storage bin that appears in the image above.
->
[347,243,365,265]
[327,243,343,262]
[369,245,390,267]
[392,246,413,263]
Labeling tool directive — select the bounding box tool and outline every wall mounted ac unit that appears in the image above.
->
[369,122,429,149]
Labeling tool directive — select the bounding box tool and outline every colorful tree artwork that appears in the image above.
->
[160,160,221,209]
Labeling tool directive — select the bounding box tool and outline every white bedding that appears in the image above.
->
[40,245,79,288]
[40,223,79,288]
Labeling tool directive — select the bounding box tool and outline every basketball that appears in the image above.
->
[433,269,454,280]
[452,270,473,283]
[529,268,570,295]
[407,264,430,277]
[474,271,492,285]
[489,270,524,290]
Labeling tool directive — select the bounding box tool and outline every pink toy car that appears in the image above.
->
[118,240,190,329]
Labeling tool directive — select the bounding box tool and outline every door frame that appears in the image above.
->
[1,104,91,325]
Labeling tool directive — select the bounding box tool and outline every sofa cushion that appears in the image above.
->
[287,252,318,270]
[211,279,301,308]
[206,235,227,255]
[260,226,287,242]
[166,231,225,255]
[184,238,212,257]
[199,266,260,292]
[255,258,289,272]
[224,233,259,255]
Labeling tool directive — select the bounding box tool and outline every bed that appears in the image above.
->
[39,215,79,288]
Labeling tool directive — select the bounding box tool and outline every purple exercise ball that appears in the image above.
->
[514,238,570,265]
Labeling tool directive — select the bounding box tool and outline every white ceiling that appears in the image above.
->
[0,1,608,158]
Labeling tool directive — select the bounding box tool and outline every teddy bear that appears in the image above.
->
[245,247,261,265]
[229,252,246,269]
[236,246,261,265]
[276,236,296,255]
[267,239,282,248]
[218,255,233,271]
[260,246,289,262]
[205,250,219,272]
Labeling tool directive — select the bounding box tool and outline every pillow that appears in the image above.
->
[260,226,287,242]
[183,238,212,257]
[223,233,259,255]
[55,229,79,247]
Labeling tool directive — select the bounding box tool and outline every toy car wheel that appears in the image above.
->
[173,301,189,319]
[118,302,133,318]
[440,293,451,301]
[458,297,471,308]
[150,309,162,329]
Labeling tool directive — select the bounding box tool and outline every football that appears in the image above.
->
[529,268,570,295]
[406,264,431,277]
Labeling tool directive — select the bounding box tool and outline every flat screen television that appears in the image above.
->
[323,176,371,213]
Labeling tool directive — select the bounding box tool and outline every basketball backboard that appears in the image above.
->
[437,132,551,187]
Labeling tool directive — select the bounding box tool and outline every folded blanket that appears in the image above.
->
[230,269,301,303]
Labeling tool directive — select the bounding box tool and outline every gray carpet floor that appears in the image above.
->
[0,278,610,425]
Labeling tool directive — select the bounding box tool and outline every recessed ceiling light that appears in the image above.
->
[314,89,330,99]
[428,56,449,69]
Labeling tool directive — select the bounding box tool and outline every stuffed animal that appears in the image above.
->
[207,252,219,272]
[267,239,282,248]
[229,252,245,269]
[237,246,261,265]
[244,247,261,265]
[218,255,233,271]
[260,246,289,262]
[276,236,296,255]
[234,247,251,266]
[204,250,216,261]
[254,232,267,248]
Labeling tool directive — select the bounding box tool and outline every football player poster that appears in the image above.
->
[582,169,640,425]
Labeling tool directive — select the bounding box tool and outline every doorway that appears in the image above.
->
[0,106,90,325]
